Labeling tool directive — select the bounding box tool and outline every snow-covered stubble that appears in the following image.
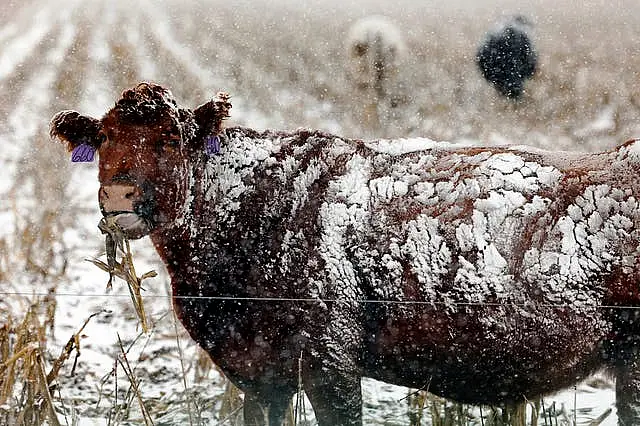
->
[50,83,640,425]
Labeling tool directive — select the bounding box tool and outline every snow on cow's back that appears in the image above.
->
[196,129,640,313]
[355,138,640,313]
[362,140,558,298]
[364,137,461,155]
[615,137,640,163]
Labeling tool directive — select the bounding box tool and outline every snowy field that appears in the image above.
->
[1,0,639,424]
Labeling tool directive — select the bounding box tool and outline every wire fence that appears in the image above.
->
[0,290,638,310]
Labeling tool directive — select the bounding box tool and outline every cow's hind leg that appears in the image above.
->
[616,361,640,425]
[304,370,362,426]
[613,309,640,425]
[243,390,292,426]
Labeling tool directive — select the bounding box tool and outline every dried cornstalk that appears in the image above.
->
[47,311,103,384]
[116,333,154,426]
[87,217,156,332]
[0,302,63,426]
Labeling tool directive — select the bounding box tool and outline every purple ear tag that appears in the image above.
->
[71,143,96,162]
[205,135,221,157]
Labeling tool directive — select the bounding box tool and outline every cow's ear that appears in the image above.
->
[193,92,232,138]
[49,110,103,152]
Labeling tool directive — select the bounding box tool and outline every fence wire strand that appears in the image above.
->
[1,290,640,310]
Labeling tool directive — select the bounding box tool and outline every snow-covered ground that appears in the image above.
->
[1,0,639,424]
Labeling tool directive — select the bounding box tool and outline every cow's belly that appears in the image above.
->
[173,296,304,392]
[363,304,610,404]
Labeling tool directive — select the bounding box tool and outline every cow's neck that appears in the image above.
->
[147,171,210,293]
[149,131,263,298]
[149,127,350,301]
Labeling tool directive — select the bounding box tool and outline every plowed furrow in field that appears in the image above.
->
[0,3,62,82]
[0,10,80,199]
[120,6,161,83]
[0,10,83,125]
[151,2,342,131]
[77,2,121,116]
[138,0,271,127]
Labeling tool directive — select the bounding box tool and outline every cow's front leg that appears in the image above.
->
[304,282,366,425]
[243,390,292,426]
[303,327,364,426]
[305,367,362,426]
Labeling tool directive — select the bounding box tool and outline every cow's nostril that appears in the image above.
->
[99,187,109,200]
[99,185,139,212]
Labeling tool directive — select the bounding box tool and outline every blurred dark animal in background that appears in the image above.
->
[476,15,537,99]
[51,83,640,426]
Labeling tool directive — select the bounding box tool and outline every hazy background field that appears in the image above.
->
[1,0,639,424]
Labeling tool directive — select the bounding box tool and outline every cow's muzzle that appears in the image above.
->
[99,212,151,240]
[99,184,151,240]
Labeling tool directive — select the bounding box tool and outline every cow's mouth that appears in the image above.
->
[98,212,151,240]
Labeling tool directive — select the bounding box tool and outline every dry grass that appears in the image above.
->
[0,302,54,426]
[0,127,84,425]
[0,266,102,426]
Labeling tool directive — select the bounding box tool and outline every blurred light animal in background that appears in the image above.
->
[476,15,537,99]
[51,82,640,426]
[345,16,406,132]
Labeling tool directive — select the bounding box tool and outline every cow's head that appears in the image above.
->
[50,82,231,239]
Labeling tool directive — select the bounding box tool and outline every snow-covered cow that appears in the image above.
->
[51,82,640,425]
[476,15,537,99]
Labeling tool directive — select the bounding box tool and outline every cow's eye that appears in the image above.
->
[160,134,182,152]
[97,132,107,145]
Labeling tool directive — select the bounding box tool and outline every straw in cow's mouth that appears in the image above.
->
[88,215,156,333]
[99,212,151,241]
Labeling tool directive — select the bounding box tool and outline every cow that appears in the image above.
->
[345,15,406,100]
[50,82,640,425]
[476,15,537,100]
[345,16,406,133]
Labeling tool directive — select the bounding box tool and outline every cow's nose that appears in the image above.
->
[99,185,140,213]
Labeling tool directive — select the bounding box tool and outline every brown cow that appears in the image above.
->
[50,82,640,425]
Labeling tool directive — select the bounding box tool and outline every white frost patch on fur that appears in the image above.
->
[474,190,527,227]
[400,150,566,308]
[521,183,640,305]
[291,158,322,215]
[175,159,196,234]
[365,138,459,155]
[617,139,640,163]
[484,152,525,174]
[402,215,452,298]
[329,154,371,206]
[204,135,281,220]
[369,176,395,202]
[370,176,410,203]
[190,129,640,330]
[318,154,371,301]
[280,229,304,276]
[481,153,562,192]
